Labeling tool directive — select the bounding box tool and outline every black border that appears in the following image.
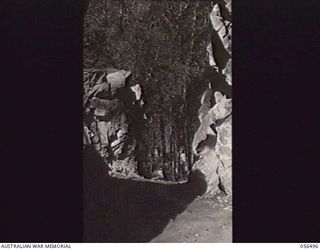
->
[233,0,320,242]
[1,1,84,242]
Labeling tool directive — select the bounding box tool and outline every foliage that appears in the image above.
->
[84,0,215,181]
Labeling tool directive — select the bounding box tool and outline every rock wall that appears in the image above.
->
[207,0,232,85]
[83,68,144,178]
[192,0,232,196]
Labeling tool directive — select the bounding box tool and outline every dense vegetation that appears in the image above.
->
[84,0,216,180]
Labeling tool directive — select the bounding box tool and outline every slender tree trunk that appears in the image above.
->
[184,101,192,171]
[151,114,156,175]
[173,135,176,181]
[160,115,166,161]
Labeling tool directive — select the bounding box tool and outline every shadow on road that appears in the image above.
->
[83,145,207,242]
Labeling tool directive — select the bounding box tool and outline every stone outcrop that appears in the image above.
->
[83,69,143,177]
[207,0,232,85]
[192,91,232,195]
[192,0,232,196]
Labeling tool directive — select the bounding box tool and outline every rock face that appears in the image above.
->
[192,91,232,195]
[208,0,232,85]
[216,115,232,194]
[83,69,143,177]
[192,0,232,195]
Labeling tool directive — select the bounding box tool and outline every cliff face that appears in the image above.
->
[207,0,231,84]
[192,0,232,196]
[83,69,144,178]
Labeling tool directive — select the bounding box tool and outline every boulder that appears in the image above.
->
[107,70,131,93]
[83,69,142,177]
[130,84,142,101]
[192,147,221,195]
[192,90,232,195]
[216,115,232,194]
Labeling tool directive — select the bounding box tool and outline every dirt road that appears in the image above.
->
[84,145,231,242]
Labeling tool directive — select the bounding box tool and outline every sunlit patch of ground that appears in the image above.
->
[151,192,232,243]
